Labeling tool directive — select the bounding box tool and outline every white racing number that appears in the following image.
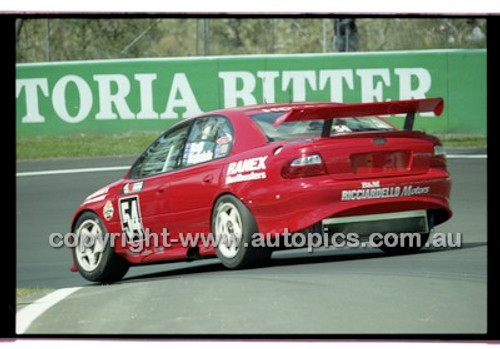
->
[119,196,145,241]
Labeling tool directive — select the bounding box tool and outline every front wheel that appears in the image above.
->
[73,211,129,282]
[212,195,271,269]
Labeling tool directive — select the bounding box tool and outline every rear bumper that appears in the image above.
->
[322,209,429,238]
[246,168,451,235]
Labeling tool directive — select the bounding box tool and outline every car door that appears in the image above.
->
[161,115,234,241]
[118,121,192,247]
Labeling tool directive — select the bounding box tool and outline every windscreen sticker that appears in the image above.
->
[187,151,213,164]
[185,142,215,165]
[216,134,232,144]
[261,107,292,113]
[182,143,191,163]
[341,185,430,201]
[214,143,230,158]
[332,124,352,133]
[226,156,268,184]
[119,196,145,241]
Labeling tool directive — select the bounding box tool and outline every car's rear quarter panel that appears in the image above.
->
[223,131,451,236]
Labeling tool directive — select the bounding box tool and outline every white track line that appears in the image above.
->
[16,287,82,334]
[15,155,486,177]
[446,154,487,159]
[16,166,130,177]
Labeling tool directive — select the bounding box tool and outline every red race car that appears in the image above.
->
[70,98,451,282]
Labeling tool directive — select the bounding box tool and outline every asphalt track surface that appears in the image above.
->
[16,154,487,334]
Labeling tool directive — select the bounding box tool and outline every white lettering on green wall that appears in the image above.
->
[52,75,92,123]
[160,73,202,119]
[17,72,203,123]
[16,67,433,124]
[16,78,49,123]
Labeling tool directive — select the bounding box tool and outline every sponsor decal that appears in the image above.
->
[185,142,214,165]
[332,124,352,133]
[103,200,114,221]
[361,180,380,188]
[216,134,232,144]
[123,181,144,194]
[341,185,430,201]
[84,194,106,204]
[226,156,268,184]
[261,107,292,113]
[214,143,230,158]
[119,196,145,241]
[187,151,213,164]
[182,143,191,163]
[401,185,430,196]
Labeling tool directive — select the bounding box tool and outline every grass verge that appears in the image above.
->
[17,132,159,160]
[17,287,54,302]
[16,132,486,160]
[434,134,487,149]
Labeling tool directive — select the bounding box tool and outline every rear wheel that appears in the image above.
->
[73,211,129,282]
[212,195,271,269]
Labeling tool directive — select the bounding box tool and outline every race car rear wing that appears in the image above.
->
[273,98,444,137]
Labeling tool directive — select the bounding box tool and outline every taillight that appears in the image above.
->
[431,144,447,169]
[281,154,328,179]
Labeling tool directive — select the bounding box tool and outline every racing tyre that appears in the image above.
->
[212,195,271,269]
[73,211,129,282]
[377,232,430,255]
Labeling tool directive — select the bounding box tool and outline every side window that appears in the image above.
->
[129,123,190,178]
[182,116,233,166]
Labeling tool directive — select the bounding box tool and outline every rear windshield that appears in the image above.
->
[251,112,396,142]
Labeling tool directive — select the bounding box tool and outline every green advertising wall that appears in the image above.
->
[16,49,486,137]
